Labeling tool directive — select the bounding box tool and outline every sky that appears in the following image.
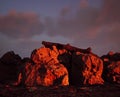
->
[0,0,120,57]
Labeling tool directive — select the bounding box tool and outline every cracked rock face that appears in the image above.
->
[101,52,120,84]
[17,46,69,87]
[70,52,104,85]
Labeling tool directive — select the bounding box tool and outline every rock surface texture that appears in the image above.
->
[71,52,104,85]
[42,41,104,85]
[17,46,69,87]
[101,52,120,84]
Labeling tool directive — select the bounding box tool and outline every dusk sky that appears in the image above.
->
[0,0,120,57]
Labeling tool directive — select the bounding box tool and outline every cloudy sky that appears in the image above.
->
[0,0,120,57]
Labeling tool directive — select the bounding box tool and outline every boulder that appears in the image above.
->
[101,52,120,84]
[58,51,104,86]
[17,46,69,87]
[0,51,22,83]
[58,51,104,85]
[105,61,120,84]
[42,41,104,85]
[70,52,104,85]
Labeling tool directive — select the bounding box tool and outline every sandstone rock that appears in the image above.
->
[31,47,51,64]
[0,51,22,83]
[70,52,104,85]
[18,46,69,86]
[58,51,104,85]
[101,52,120,84]
[1,41,106,86]
[105,61,120,84]
[41,41,104,85]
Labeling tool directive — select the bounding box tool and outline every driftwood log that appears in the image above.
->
[42,41,91,54]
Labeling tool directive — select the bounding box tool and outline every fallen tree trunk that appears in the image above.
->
[42,41,91,54]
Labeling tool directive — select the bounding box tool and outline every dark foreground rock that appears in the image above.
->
[0,51,22,83]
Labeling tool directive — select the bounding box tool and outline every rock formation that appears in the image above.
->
[16,46,69,87]
[42,41,104,85]
[71,52,104,85]
[16,41,103,86]
[1,41,120,87]
[0,51,22,83]
[101,51,120,84]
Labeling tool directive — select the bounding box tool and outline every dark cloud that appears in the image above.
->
[93,0,120,40]
[80,0,89,8]
[0,10,44,57]
[0,10,44,38]
[98,0,120,23]
[45,0,120,55]
[60,6,70,16]
[45,0,120,40]
[45,4,100,40]
[84,0,120,54]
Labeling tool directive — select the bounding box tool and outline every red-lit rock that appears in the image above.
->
[1,40,120,89]
[17,46,69,86]
[71,52,104,85]
[101,52,120,84]
[42,41,104,85]
[105,61,120,84]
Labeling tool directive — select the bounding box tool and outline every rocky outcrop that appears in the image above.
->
[0,41,106,86]
[14,41,105,86]
[101,52,120,84]
[70,52,104,85]
[0,51,22,83]
[17,46,69,87]
[41,41,104,85]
